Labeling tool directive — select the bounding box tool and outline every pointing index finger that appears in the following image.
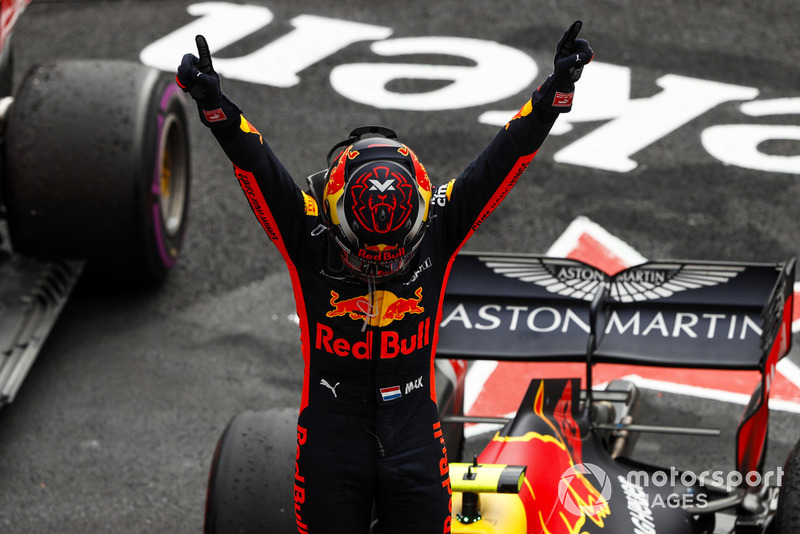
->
[560,20,583,54]
[195,35,212,74]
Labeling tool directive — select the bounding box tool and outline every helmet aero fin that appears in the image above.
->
[321,126,432,283]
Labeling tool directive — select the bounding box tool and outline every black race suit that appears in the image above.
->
[209,103,557,534]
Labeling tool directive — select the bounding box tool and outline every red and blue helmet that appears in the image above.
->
[323,127,432,283]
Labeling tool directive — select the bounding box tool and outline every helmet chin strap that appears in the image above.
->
[345,257,412,285]
[361,278,377,333]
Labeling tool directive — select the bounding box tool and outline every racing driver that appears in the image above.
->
[177,21,592,534]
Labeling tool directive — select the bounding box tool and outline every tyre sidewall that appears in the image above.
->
[133,72,191,284]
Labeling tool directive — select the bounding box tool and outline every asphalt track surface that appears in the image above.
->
[1,0,800,532]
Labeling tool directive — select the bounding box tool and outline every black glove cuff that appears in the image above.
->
[530,73,574,113]
[196,94,242,129]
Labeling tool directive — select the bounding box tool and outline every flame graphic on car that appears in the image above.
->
[478,380,610,533]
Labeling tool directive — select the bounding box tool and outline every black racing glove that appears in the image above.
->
[176,35,241,129]
[531,21,593,113]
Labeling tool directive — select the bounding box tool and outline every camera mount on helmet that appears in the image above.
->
[325,126,399,167]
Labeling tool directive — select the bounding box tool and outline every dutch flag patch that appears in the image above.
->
[380,386,402,402]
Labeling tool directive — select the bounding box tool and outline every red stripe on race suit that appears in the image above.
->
[233,165,313,413]
[430,152,538,403]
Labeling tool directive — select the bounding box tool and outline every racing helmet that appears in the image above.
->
[322,126,432,283]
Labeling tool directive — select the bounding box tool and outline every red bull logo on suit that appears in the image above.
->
[326,287,424,327]
[314,318,431,360]
[318,287,429,359]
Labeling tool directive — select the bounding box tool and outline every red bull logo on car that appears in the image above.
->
[326,287,424,327]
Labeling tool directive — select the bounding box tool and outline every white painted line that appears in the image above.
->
[777,357,800,392]
[464,360,498,414]
[464,412,514,439]
[621,374,800,414]
[546,215,647,266]
[463,373,800,440]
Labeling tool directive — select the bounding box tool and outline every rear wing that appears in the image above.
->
[437,252,794,371]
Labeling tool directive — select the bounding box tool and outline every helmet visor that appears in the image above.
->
[334,235,422,283]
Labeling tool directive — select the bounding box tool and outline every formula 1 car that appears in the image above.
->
[203,251,799,534]
[0,0,191,405]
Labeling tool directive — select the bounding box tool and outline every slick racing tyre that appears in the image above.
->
[774,435,800,532]
[205,409,298,534]
[3,60,190,285]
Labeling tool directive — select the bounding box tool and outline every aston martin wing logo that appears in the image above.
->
[478,256,604,301]
[610,263,745,302]
[478,256,744,302]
